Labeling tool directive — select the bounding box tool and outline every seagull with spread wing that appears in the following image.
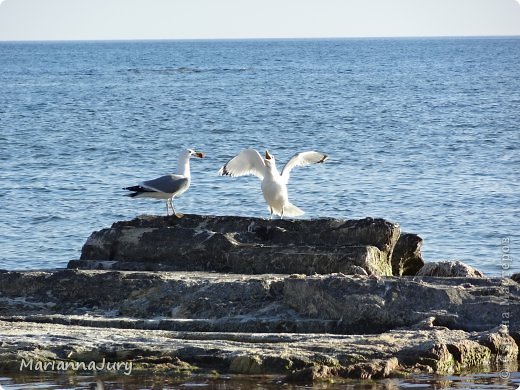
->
[218,149,328,218]
[124,149,204,216]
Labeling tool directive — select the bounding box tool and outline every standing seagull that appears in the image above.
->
[218,149,328,218]
[124,149,204,216]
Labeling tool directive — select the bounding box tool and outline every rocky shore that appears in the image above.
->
[0,214,518,382]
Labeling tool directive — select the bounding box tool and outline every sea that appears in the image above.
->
[1,37,518,274]
[0,37,519,388]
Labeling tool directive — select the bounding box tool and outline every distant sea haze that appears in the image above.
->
[0,37,518,274]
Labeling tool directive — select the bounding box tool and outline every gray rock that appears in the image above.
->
[344,357,399,379]
[0,270,516,333]
[0,320,517,381]
[416,260,485,278]
[478,325,519,364]
[1,213,509,382]
[77,214,403,276]
[286,364,338,382]
[282,273,517,332]
[392,233,425,276]
[0,270,518,381]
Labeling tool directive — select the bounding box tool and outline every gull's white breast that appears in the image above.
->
[261,175,288,212]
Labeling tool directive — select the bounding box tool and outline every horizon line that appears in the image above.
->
[1,33,520,43]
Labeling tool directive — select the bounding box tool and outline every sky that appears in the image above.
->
[0,0,520,41]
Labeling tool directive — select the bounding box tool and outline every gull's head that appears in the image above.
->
[187,149,205,159]
[264,149,275,167]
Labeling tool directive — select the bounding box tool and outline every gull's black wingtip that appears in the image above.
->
[218,165,231,176]
[319,154,329,163]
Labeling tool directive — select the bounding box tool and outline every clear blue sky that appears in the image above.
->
[1,0,520,41]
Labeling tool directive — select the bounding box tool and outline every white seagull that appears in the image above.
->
[218,149,328,218]
[124,149,205,216]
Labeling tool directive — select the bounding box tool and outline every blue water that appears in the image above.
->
[0,38,519,274]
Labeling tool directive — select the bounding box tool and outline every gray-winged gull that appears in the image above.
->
[124,148,204,215]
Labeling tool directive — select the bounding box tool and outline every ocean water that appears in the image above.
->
[1,370,519,389]
[0,38,519,274]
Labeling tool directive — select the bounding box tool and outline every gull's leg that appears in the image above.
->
[269,207,273,220]
[281,207,284,220]
[165,200,170,216]
[170,199,177,215]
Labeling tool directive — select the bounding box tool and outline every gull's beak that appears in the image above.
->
[194,151,205,158]
[265,150,272,160]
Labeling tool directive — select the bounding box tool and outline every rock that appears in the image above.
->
[392,233,425,276]
[416,260,485,278]
[282,273,517,332]
[400,338,501,374]
[0,269,517,381]
[285,365,338,383]
[1,320,517,381]
[345,357,399,379]
[511,273,520,284]
[478,325,519,364]
[75,214,404,276]
[0,213,507,382]
[0,271,516,334]
[229,355,263,374]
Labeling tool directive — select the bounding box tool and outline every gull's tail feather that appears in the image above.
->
[283,203,305,217]
[124,185,156,198]
[268,203,305,217]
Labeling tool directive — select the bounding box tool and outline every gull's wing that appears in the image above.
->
[141,174,189,194]
[281,151,328,183]
[218,149,266,180]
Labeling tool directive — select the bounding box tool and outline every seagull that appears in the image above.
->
[218,149,328,218]
[124,149,204,216]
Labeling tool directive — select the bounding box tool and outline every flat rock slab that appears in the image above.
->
[75,214,423,276]
[0,320,517,380]
[0,270,518,334]
[1,270,519,380]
